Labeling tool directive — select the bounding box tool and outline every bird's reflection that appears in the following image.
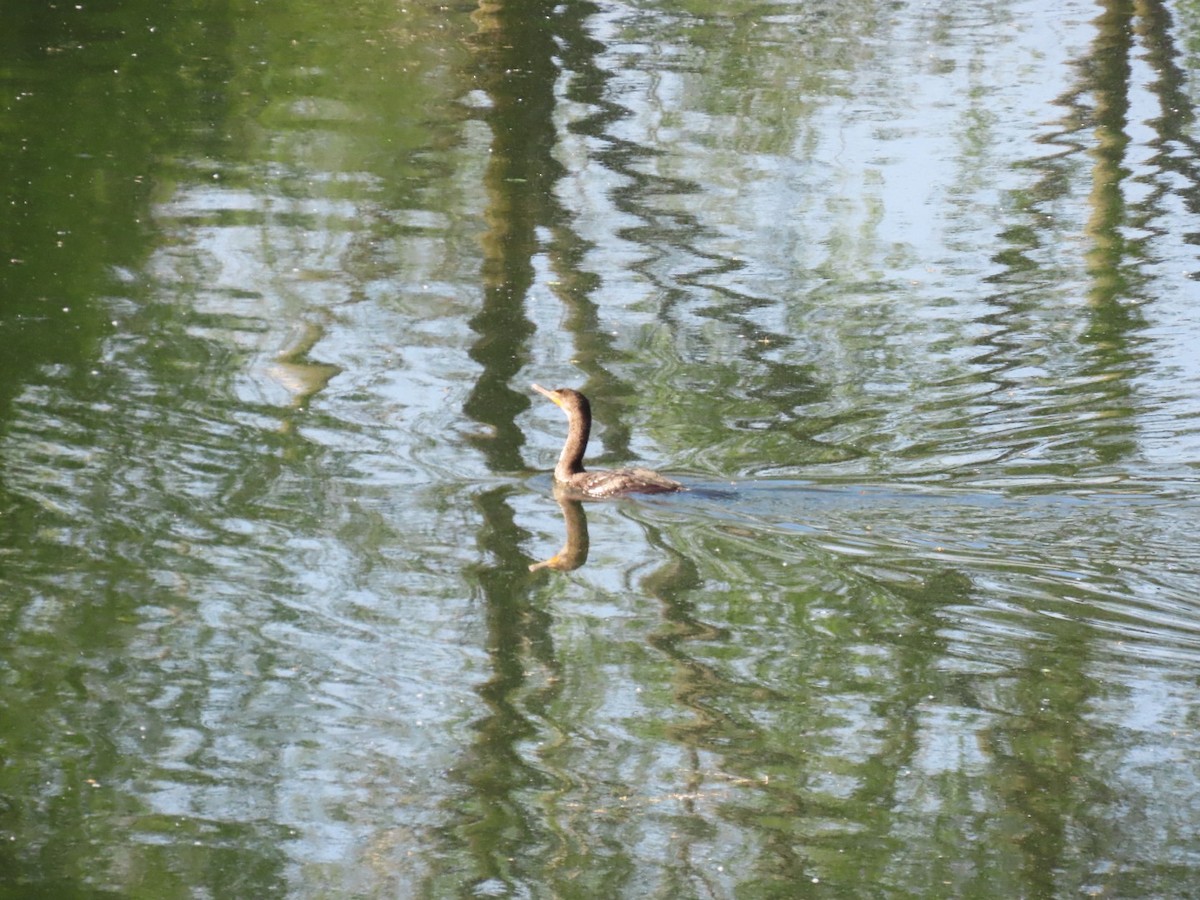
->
[529,484,590,572]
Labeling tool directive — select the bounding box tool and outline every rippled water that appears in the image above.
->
[3,0,1200,895]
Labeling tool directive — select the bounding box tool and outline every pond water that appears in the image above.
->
[3,0,1200,896]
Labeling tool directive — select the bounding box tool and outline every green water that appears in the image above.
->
[3,0,1200,896]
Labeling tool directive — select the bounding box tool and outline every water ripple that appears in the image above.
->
[642,481,1200,676]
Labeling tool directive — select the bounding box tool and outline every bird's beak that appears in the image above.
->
[531,383,561,407]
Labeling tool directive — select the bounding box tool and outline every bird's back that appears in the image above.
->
[565,467,685,499]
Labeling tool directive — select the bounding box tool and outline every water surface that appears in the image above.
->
[2,0,1200,896]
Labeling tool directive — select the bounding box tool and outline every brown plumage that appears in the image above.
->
[532,384,684,499]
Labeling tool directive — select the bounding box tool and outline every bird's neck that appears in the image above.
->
[556,412,590,479]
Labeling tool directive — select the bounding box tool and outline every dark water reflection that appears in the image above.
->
[3,0,1200,895]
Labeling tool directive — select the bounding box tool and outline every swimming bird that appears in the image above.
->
[532,383,685,498]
